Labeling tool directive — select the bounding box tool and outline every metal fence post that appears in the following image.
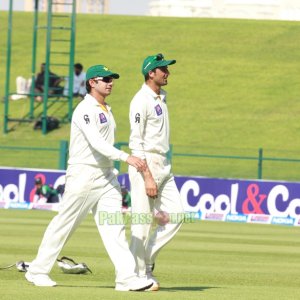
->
[168,144,173,163]
[59,140,68,170]
[4,0,13,134]
[258,148,263,179]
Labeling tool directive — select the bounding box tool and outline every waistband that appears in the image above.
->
[144,151,167,157]
[67,163,115,173]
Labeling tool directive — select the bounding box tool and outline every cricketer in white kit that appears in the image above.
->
[25,64,153,292]
[129,54,185,291]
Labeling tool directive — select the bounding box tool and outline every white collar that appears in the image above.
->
[84,94,111,111]
[142,83,166,102]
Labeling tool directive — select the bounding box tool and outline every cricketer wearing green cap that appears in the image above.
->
[25,62,154,291]
[141,53,176,76]
[128,53,184,292]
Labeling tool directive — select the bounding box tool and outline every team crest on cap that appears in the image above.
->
[104,66,108,71]
[99,113,107,123]
[155,104,162,116]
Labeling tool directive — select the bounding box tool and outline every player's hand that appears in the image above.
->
[144,176,158,198]
[126,156,147,172]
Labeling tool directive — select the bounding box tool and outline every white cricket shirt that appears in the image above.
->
[68,94,129,167]
[129,83,170,159]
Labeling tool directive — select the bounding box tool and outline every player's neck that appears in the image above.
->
[90,91,106,105]
[146,81,161,96]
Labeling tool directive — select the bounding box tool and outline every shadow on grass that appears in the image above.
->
[160,286,217,292]
[57,285,110,288]
[57,285,218,292]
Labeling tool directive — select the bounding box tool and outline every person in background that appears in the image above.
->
[121,185,131,209]
[34,63,63,102]
[63,63,86,99]
[33,177,63,204]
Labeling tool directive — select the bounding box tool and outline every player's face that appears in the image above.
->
[152,66,170,87]
[90,77,114,97]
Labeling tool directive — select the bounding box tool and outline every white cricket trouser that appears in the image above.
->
[129,152,184,276]
[28,165,137,284]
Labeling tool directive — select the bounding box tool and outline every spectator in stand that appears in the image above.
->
[34,63,63,102]
[63,63,86,99]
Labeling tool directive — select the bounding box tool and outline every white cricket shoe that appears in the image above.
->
[115,277,153,292]
[25,272,57,287]
[146,264,160,291]
[146,273,160,291]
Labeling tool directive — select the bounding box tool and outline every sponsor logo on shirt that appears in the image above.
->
[135,113,140,123]
[99,113,107,124]
[83,114,90,124]
[155,104,162,116]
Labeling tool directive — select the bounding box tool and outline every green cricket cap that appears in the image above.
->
[86,65,120,80]
[142,53,176,76]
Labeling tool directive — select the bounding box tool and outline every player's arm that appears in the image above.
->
[77,110,146,172]
[141,162,158,198]
[129,99,158,198]
[126,156,147,172]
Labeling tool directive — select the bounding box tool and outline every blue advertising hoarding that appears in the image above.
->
[0,167,299,226]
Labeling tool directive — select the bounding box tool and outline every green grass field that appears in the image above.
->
[1,209,300,300]
[0,12,300,180]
